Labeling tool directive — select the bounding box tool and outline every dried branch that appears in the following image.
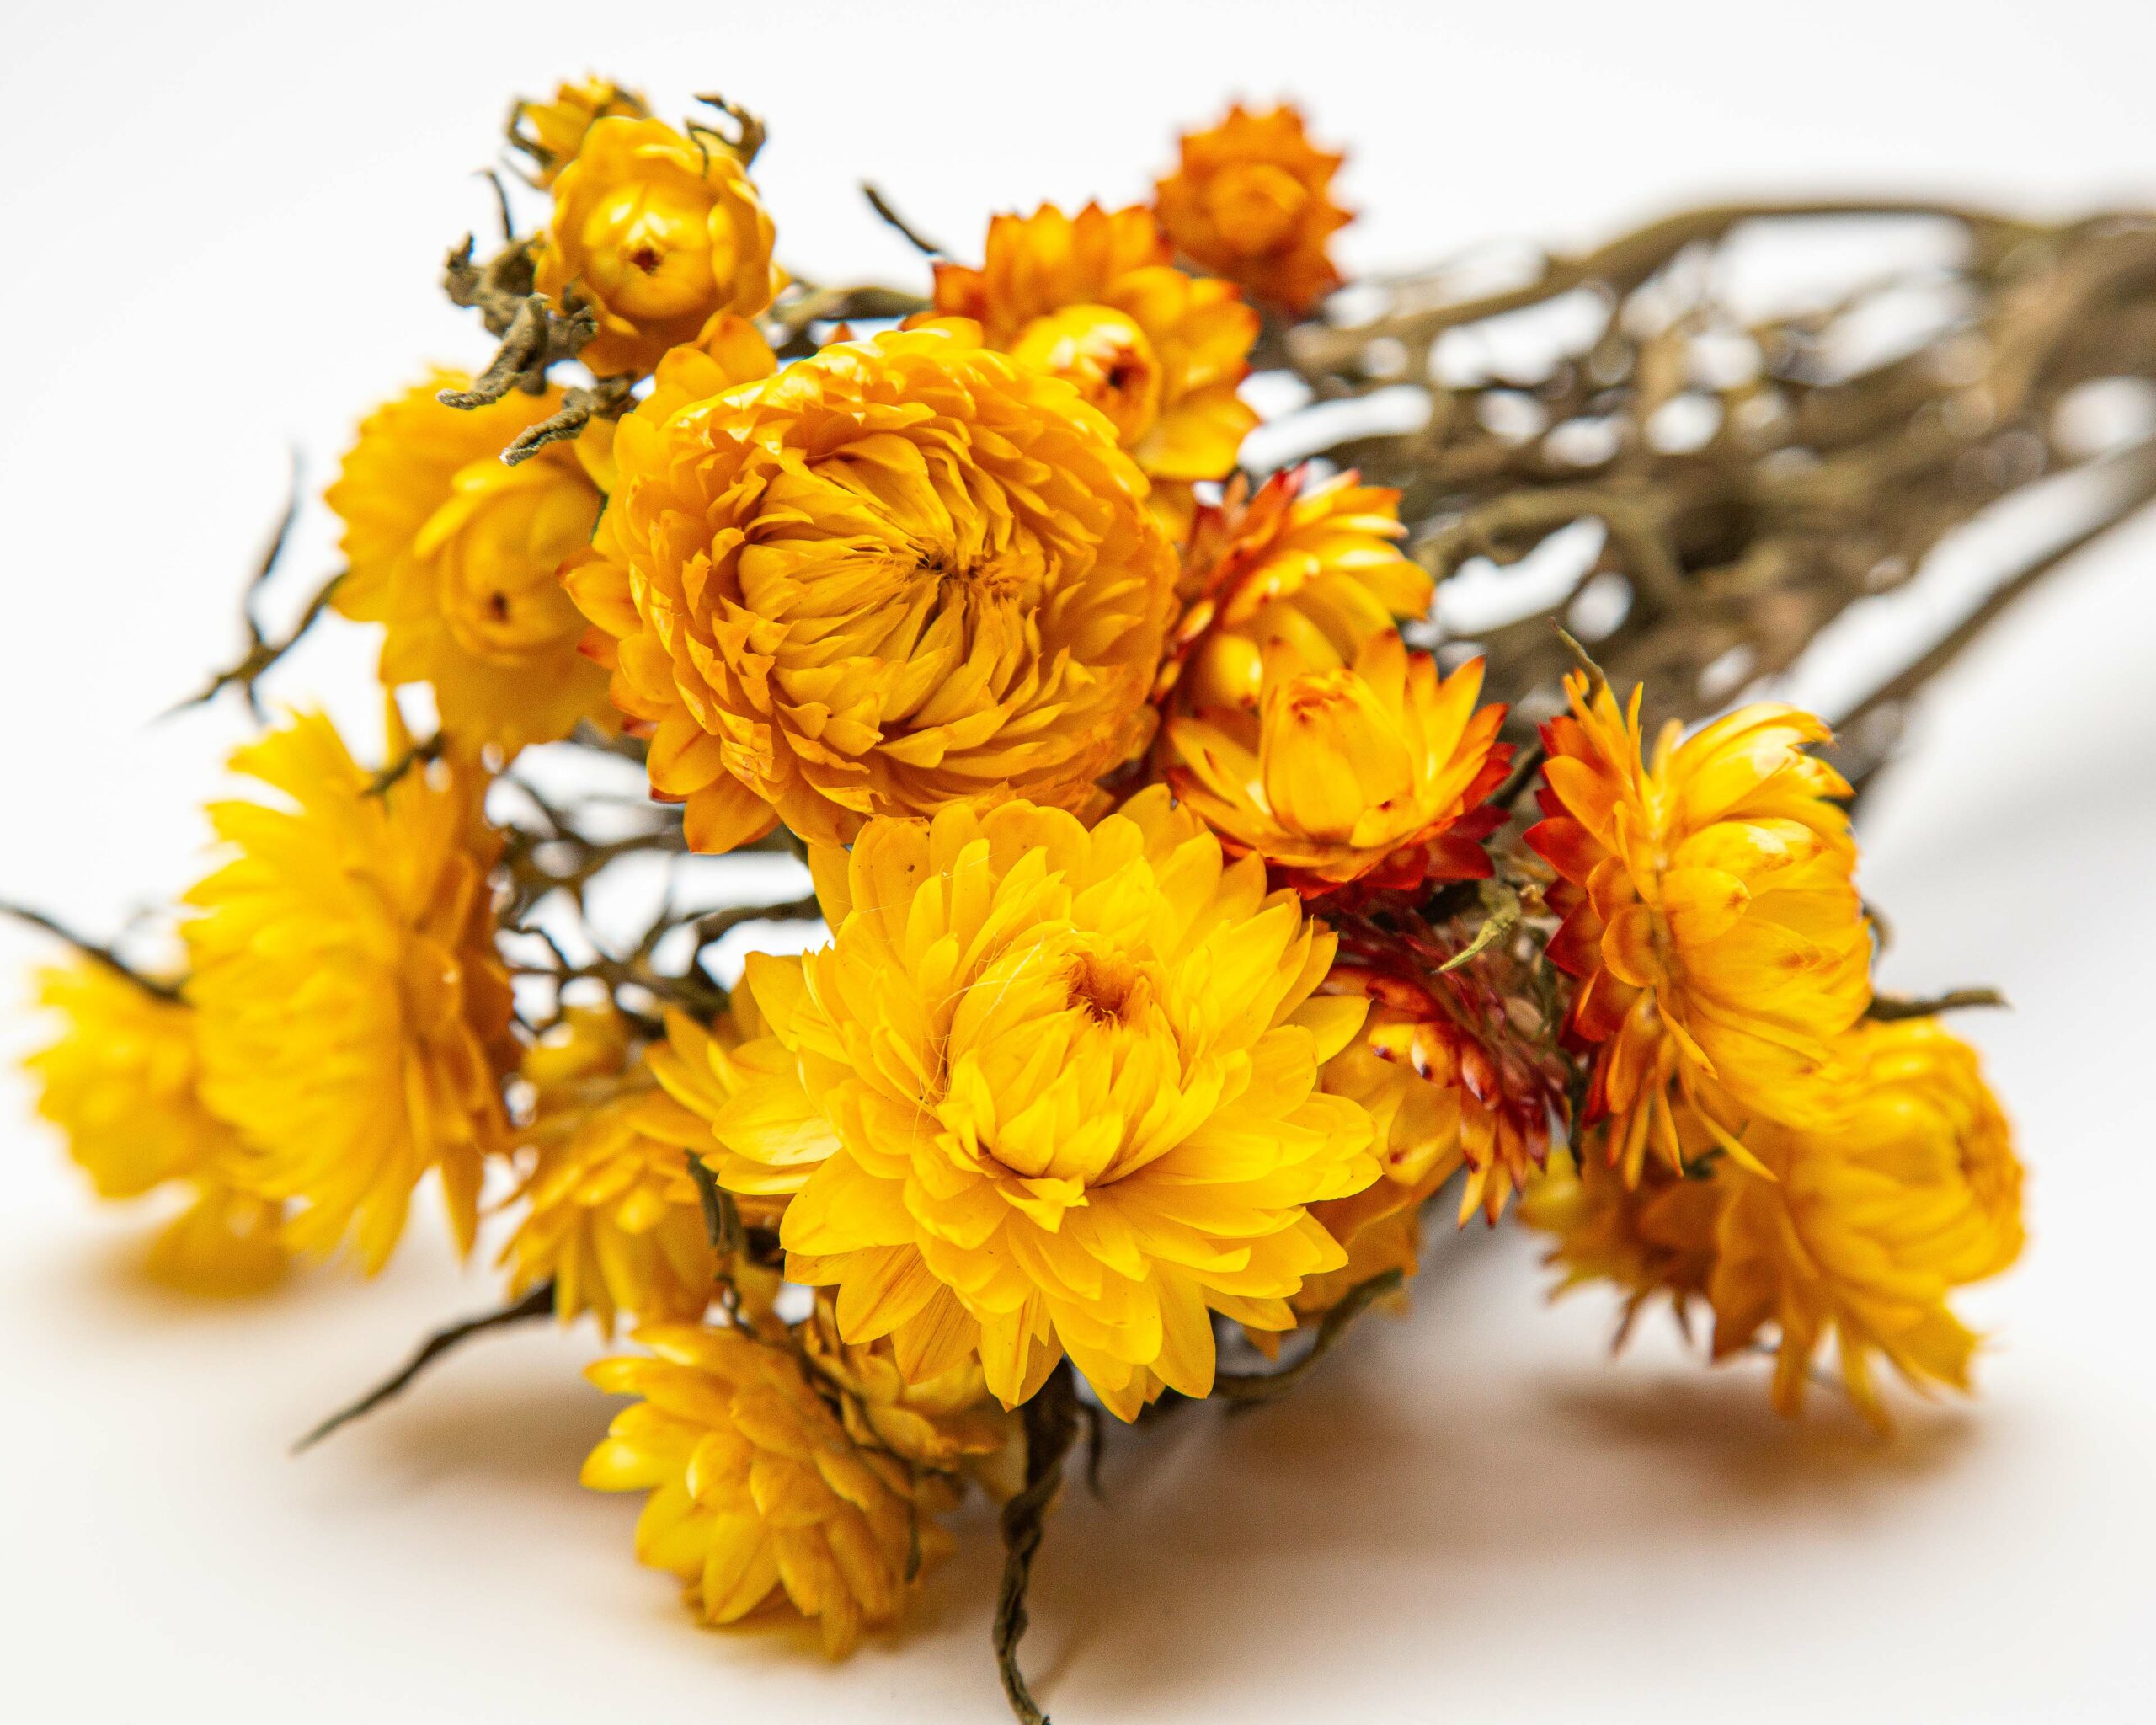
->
[1211,1268,1405,1405]
[863,182,946,258]
[292,1280,557,1452]
[440,236,596,409]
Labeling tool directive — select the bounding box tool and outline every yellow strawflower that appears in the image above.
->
[563,321,1178,852]
[1526,1020,2025,1427]
[582,1323,958,1655]
[673,790,1380,1421]
[536,115,779,377]
[931,201,1258,536]
[800,1294,1021,1487]
[1155,103,1351,315]
[1166,632,1510,895]
[24,959,287,1294]
[509,75,649,186]
[1158,466,1433,711]
[1527,673,1871,1179]
[184,713,515,1273]
[499,1007,722,1337]
[327,374,608,753]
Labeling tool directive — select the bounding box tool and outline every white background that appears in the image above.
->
[3,3,2154,1719]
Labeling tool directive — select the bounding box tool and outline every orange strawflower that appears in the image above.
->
[1155,103,1350,315]
[931,201,1258,537]
[1527,673,1870,1180]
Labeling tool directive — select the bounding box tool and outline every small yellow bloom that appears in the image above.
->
[1527,1019,2025,1428]
[931,202,1258,536]
[564,321,1178,852]
[24,959,287,1294]
[675,790,1380,1421]
[800,1294,1020,1485]
[1166,632,1509,895]
[499,1007,722,1337]
[184,713,515,1273]
[1528,674,1870,1179]
[1159,466,1433,710]
[1155,104,1351,315]
[510,76,649,186]
[328,374,608,753]
[536,115,780,377]
[583,1323,957,1656]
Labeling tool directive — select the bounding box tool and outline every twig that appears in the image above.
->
[291,1280,557,1452]
[1490,740,1547,810]
[1211,1268,1405,1404]
[364,734,446,798]
[0,901,184,1002]
[995,1362,1081,1725]
[684,1152,745,1260]
[863,183,945,258]
[1866,987,2008,1022]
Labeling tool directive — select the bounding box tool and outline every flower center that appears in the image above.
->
[1065,948,1148,1026]
[1009,305,1163,446]
[582,179,726,319]
[1206,162,1310,254]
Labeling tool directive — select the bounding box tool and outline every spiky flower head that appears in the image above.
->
[536,115,780,377]
[564,321,1178,852]
[183,713,515,1273]
[1157,466,1433,710]
[508,75,649,187]
[582,1323,958,1655]
[1166,632,1509,896]
[1527,672,1870,1180]
[1155,103,1350,315]
[660,790,1380,1420]
[328,373,608,753]
[931,201,1259,537]
[24,959,287,1294]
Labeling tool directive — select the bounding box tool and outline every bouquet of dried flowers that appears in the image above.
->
[23,72,2146,1720]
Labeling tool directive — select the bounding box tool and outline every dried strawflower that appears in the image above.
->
[1155,103,1349,314]
[582,1323,958,1654]
[1166,633,1509,895]
[563,321,1177,851]
[184,713,514,1272]
[24,959,287,1293]
[328,373,608,752]
[931,201,1258,536]
[1159,466,1433,708]
[1528,673,1870,1179]
[536,115,780,377]
[686,792,1380,1420]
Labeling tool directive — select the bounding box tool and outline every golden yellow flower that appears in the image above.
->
[510,75,649,186]
[499,1007,720,1337]
[327,374,609,753]
[563,321,1178,852]
[1527,673,1870,1180]
[1155,104,1351,315]
[184,713,515,1273]
[1158,466,1434,710]
[930,201,1259,536]
[1166,632,1509,896]
[582,1322,957,1655]
[1527,1020,2025,1428]
[680,791,1380,1422]
[536,115,780,377]
[24,959,287,1294]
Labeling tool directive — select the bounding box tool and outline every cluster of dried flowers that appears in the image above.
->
[33,72,2132,1720]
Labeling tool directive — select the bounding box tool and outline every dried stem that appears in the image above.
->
[0,901,184,1002]
[1211,1268,1406,1405]
[292,1280,557,1452]
[1867,987,2009,1021]
[863,182,946,258]
[995,1361,1081,1725]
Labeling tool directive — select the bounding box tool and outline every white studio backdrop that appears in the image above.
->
[2,3,2153,1720]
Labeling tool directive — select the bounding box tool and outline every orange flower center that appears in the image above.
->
[579,179,726,319]
[1205,162,1310,254]
[1009,305,1163,446]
